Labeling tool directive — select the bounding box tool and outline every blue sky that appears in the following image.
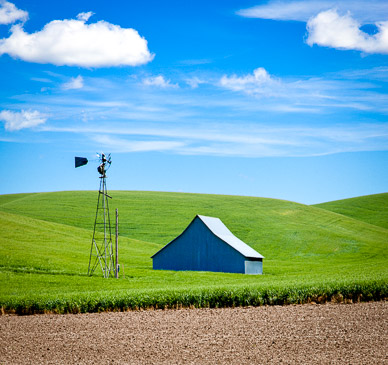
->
[1,0,387,204]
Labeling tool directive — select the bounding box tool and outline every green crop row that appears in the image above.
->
[2,279,386,315]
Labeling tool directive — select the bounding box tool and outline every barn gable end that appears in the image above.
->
[152,215,264,274]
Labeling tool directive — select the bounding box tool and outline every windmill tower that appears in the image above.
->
[75,153,115,278]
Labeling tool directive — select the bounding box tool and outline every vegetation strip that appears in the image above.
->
[2,280,387,315]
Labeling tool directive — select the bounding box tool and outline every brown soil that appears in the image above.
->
[1,301,387,364]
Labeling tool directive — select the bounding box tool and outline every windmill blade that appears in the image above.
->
[75,157,88,168]
[106,153,112,166]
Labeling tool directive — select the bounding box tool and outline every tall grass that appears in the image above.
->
[2,280,387,315]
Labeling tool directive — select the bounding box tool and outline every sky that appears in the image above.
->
[0,0,387,204]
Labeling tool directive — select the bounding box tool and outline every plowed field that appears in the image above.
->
[1,302,387,364]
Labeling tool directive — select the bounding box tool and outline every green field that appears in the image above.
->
[1,191,387,314]
[314,193,388,230]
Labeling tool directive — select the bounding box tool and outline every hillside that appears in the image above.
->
[314,193,388,230]
[1,191,387,262]
[0,191,387,313]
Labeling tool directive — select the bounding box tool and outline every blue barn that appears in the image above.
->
[151,215,264,275]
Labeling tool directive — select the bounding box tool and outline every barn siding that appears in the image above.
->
[244,259,263,275]
[153,218,247,273]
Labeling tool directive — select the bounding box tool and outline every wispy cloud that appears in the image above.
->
[62,75,84,90]
[217,67,388,112]
[9,67,388,118]
[41,121,388,157]
[0,12,154,67]
[3,65,388,157]
[185,76,207,89]
[0,1,28,25]
[142,75,178,88]
[0,109,47,131]
[179,58,212,65]
[91,134,186,153]
[237,1,388,23]
[31,77,53,83]
[219,67,279,95]
[335,66,388,81]
[76,11,94,22]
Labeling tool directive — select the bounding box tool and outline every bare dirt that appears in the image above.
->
[1,301,387,364]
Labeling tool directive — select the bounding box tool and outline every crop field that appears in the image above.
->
[0,191,387,314]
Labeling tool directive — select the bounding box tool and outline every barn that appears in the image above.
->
[151,215,264,274]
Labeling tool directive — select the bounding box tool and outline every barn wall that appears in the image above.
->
[152,218,246,273]
[244,259,263,275]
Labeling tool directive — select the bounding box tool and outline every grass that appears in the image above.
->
[0,191,387,314]
[314,193,388,229]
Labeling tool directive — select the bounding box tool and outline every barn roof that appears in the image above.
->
[197,215,264,259]
[152,215,264,259]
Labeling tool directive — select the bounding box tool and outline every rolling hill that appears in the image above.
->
[0,191,387,313]
[314,193,388,230]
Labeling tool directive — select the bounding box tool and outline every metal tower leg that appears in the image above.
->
[88,176,114,278]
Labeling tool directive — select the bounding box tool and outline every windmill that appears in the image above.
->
[75,153,116,278]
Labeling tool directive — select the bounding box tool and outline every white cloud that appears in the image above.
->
[219,67,280,95]
[237,1,388,23]
[0,1,28,25]
[43,121,388,157]
[8,66,388,157]
[238,1,330,21]
[142,75,178,88]
[217,67,388,112]
[76,11,94,22]
[0,109,47,131]
[180,58,212,65]
[92,134,185,153]
[185,76,207,89]
[62,75,84,90]
[238,1,388,54]
[306,9,388,54]
[0,13,154,67]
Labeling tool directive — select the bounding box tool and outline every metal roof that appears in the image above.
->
[151,214,264,259]
[197,215,264,259]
